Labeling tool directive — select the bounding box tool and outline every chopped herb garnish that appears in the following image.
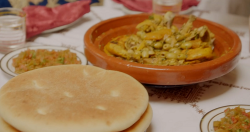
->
[58,57,65,64]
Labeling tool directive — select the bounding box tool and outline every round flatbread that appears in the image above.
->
[0,65,149,132]
[0,104,152,132]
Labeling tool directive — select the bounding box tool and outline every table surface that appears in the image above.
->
[0,1,249,132]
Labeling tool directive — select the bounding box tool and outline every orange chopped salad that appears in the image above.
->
[213,106,250,132]
[12,49,81,74]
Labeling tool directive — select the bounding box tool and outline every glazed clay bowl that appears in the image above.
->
[84,13,241,85]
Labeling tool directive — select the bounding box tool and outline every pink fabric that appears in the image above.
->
[182,0,200,10]
[114,0,152,13]
[24,0,91,38]
[113,0,200,12]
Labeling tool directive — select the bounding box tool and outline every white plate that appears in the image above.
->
[42,18,82,34]
[200,105,250,132]
[0,45,87,77]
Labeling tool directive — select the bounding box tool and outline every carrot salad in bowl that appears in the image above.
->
[12,49,81,74]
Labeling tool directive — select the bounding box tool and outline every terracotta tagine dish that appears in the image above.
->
[84,13,241,85]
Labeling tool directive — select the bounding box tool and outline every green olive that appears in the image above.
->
[177,53,186,60]
[164,37,172,43]
[162,60,169,66]
[127,49,134,59]
[153,41,163,49]
[136,31,146,39]
[148,46,154,51]
[148,50,155,56]
[176,34,185,41]
[142,50,149,58]
[165,52,177,59]
[178,60,185,65]
[142,47,149,51]
[171,25,179,33]
[145,40,154,46]
[162,44,171,51]
[174,42,181,48]
[169,48,181,54]
[181,41,192,49]
[168,59,178,66]
[133,50,141,60]
[160,51,168,56]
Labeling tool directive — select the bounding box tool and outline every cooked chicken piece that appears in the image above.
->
[110,35,129,49]
[125,35,142,50]
[184,28,198,41]
[160,12,175,28]
[197,26,208,37]
[179,15,196,35]
[104,45,114,56]
[196,26,215,49]
[151,14,163,25]
[136,19,157,32]
[184,47,213,61]
[144,29,172,40]
[180,39,202,49]
[105,43,127,58]
[190,39,202,49]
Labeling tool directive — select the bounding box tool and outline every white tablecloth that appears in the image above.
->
[0,1,249,132]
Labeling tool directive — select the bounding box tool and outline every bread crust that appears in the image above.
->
[0,117,19,132]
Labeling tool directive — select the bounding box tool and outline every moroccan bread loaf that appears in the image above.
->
[0,65,149,132]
